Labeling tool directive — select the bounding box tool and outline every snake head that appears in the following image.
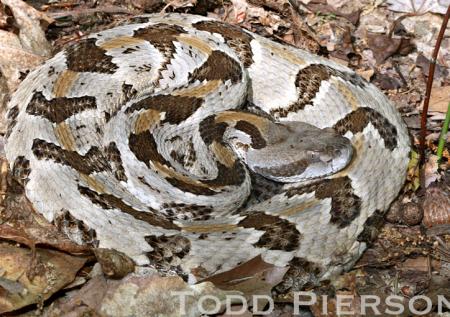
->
[233,121,354,183]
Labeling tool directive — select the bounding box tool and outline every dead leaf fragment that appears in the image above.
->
[0,0,53,92]
[204,256,288,310]
[0,192,92,255]
[366,32,413,63]
[387,0,450,15]
[94,248,135,279]
[429,86,450,113]
[0,242,87,314]
[1,0,53,56]
[47,274,242,317]
[423,154,440,188]
[423,185,450,228]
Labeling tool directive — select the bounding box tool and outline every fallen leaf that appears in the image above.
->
[300,0,361,25]
[162,0,197,11]
[366,32,413,63]
[1,0,53,56]
[0,242,87,314]
[47,274,242,317]
[399,257,430,272]
[356,69,375,81]
[373,72,404,90]
[204,255,288,310]
[0,192,91,256]
[416,53,449,80]
[93,248,135,279]
[424,154,440,187]
[288,6,321,53]
[429,86,450,113]
[386,0,450,15]
[317,21,355,60]
[0,0,53,91]
[423,185,450,228]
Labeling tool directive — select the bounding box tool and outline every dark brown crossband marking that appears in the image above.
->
[254,159,310,178]
[163,203,213,221]
[78,185,179,230]
[6,105,19,138]
[239,212,301,251]
[203,161,247,188]
[12,156,31,187]
[54,209,98,247]
[126,95,203,124]
[127,16,152,24]
[106,142,127,182]
[129,131,219,196]
[32,139,109,175]
[189,50,242,84]
[241,173,284,208]
[66,38,117,74]
[169,158,245,193]
[271,64,367,118]
[26,92,97,124]
[193,20,254,67]
[145,234,191,264]
[122,83,138,102]
[134,23,187,71]
[286,177,361,228]
[234,120,267,149]
[277,257,323,292]
[165,177,216,196]
[356,209,384,244]
[199,115,228,145]
[334,107,398,150]
[129,130,168,168]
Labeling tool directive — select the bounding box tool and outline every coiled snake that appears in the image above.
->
[5,13,410,283]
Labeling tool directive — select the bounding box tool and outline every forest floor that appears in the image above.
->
[0,0,449,316]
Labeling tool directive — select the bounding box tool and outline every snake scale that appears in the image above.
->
[5,13,410,284]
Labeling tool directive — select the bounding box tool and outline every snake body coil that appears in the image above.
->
[5,13,410,282]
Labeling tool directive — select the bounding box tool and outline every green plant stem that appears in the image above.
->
[437,102,450,161]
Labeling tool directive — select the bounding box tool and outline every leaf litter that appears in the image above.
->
[0,0,449,316]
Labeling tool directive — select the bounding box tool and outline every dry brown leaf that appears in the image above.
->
[93,248,135,279]
[0,4,9,28]
[0,0,53,91]
[387,0,450,15]
[429,86,450,113]
[46,274,242,317]
[0,192,91,255]
[366,32,413,63]
[423,185,450,228]
[356,69,375,81]
[162,0,197,11]
[1,0,52,56]
[0,242,87,314]
[298,0,362,25]
[316,21,354,60]
[423,154,440,188]
[204,255,288,311]
[288,6,321,53]
[399,257,430,272]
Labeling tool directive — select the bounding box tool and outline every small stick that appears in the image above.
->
[419,5,450,165]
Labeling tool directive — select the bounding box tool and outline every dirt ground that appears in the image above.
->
[0,0,449,316]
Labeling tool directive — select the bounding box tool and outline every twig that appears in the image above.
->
[419,5,450,165]
[47,6,132,19]
[437,102,450,161]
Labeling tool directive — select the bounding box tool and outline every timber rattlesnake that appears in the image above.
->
[5,13,410,283]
